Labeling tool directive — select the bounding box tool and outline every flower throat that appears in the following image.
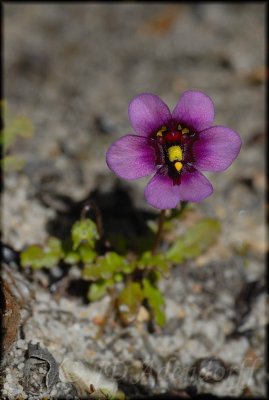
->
[152,123,197,186]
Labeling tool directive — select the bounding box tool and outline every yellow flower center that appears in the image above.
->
[167,145,183,163]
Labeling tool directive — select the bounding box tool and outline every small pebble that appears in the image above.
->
[36,292,51,303]
[50,266,63,278]
[17,339,26,349]
[18,363,25,370]
[30,338,40,345]
[50,388,57,396]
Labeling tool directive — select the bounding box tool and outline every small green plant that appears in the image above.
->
[20,208,221,327]
[1,101,34,172]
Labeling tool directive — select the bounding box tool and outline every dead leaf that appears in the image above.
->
[2,281,21,352]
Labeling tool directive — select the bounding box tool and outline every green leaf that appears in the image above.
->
[99,252,125,272]
[121,260,136,274]
[21,245,46,269]
[63,250,80,265]
[1,155,26,172]
[138,251,169,275]
[44,237,64,265]
[71,219,99,250]
[20,237,64,269]
[82,263,105,280]
[78,244,96,263]
[166,218,221,263]
[114,273,123,282]
[118,282,144,325]
[82,252,130,281]
[142,279,166,326]
[46,237,64,256]
[87,279,114,301]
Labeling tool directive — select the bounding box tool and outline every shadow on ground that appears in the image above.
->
[40,182,158,255]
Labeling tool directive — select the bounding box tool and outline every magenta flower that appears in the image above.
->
[106,90,241,209]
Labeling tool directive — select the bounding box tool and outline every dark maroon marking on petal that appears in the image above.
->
[164,131,183,144]
[150,137,165,166]
[172,174,182,186]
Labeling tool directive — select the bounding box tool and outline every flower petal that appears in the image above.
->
[144,173,182,209]
[178,169,213,202]
[193,126,242,171]
[106,135,156,180]
[128,93,171,137]
[172,90,215,132]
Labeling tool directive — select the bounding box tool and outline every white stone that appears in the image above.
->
[50,389,57,396]
[6,374,13,382]
[16,349,23,356]
[29,338,40,345]
[16,339,26,349]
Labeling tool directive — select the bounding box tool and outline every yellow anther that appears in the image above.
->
[182,128,189,134]
[174,161,183,172]
[156,126,167,137]
[177,124,182,130]
[168,145,183,162]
